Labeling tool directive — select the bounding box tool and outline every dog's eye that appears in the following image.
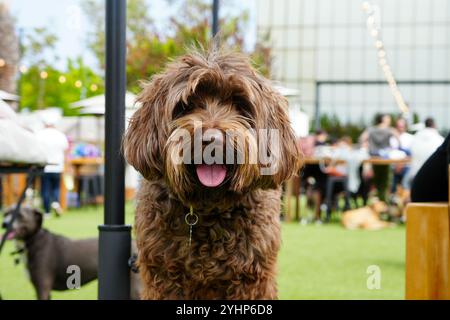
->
[173,102,193,119]
[232,96,254,119]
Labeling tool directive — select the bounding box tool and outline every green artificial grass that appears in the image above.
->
[0,202,405,300]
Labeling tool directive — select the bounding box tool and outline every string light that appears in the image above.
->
[40,71,48,79]
[75,80,82,88]
[59,75,67,84]
[0,59,5,67]
[19,65,28,73]
[363,1,409,114]
[90,84,98,92]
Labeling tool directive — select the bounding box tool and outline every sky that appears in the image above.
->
[6,0,256,71]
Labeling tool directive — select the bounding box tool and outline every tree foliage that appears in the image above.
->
[81,0,273,92]
[20,58,104,115]
[18,0,273,114]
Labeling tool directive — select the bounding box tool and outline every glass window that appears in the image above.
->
[332,27,348,48]
[349,85,365,105]
[379,0,398,25]
[431,49,448,79]
[431,26,448,47]
[380,85,393,105]
[320,85,334,105]
[397,26,413,47]
[364,50,381,79]
[300,81,316,102]
[285,27,302,49]
[271,50,285,81]
[416,0,432,23]
[287,0,303,27]
[433,0,449,23]
[348,0,364,24]
[334,85,349,104]
[398,0,415,23]
[399,86,414,106]
[429,85,448,104]
[285,50,301,80]
[396,49,413,79]
[300,49,316,79]
[349,26,366,48]
[303,0,318,26]
[318,0,334,25]
[301,28,317,48]
[331,49,348,79]
[413,48,431,79]
[381,26,397,48]
[334,0,349,25]
[318,27,333,48]
[348,49,363,79]
[415,25,431,47]
[414,86,431,104]
[272,0,286,26]
[271,28,285,49]
[317,49,331,79]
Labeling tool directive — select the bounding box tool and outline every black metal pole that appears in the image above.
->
[212,0,220,37]
[98,0,131,300]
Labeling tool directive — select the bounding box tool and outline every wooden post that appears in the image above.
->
[284,179,293,222]
[405,203,450,299]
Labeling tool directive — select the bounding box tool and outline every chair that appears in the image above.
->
[77,174,103,207]
[405,162,450,299]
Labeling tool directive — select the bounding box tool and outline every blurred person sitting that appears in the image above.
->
[322,136,353,177]
[360,113,398,157]
[300,130,329,223]
[390,117,413,193]
[359,114,399,202]
[408,118,445,188]
[36,117,69,217]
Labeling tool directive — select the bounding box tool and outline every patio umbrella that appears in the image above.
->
[0,90,19,102]
[70,92,138,144]
[70,92,139,114]
[0,98,17,119]
[273,84,300,97]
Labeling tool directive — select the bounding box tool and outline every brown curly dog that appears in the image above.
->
[123,48,301,300]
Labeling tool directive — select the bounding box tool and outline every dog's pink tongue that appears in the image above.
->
[196,164,227,187]
[5,231,15,240]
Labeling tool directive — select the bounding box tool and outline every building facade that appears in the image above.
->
[255,0,450,129]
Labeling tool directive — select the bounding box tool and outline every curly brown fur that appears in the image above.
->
[123,48,302,300]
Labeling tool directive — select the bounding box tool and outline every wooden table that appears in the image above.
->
[0,163,47,208]
[284,157,411,222]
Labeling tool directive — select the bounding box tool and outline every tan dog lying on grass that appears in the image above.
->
[342,200,393,230]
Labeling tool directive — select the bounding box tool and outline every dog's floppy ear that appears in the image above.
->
[123,76,169,180]
[251,77,303,187]
[33,208,43,228]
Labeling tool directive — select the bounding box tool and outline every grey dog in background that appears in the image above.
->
[2,207,142,300]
